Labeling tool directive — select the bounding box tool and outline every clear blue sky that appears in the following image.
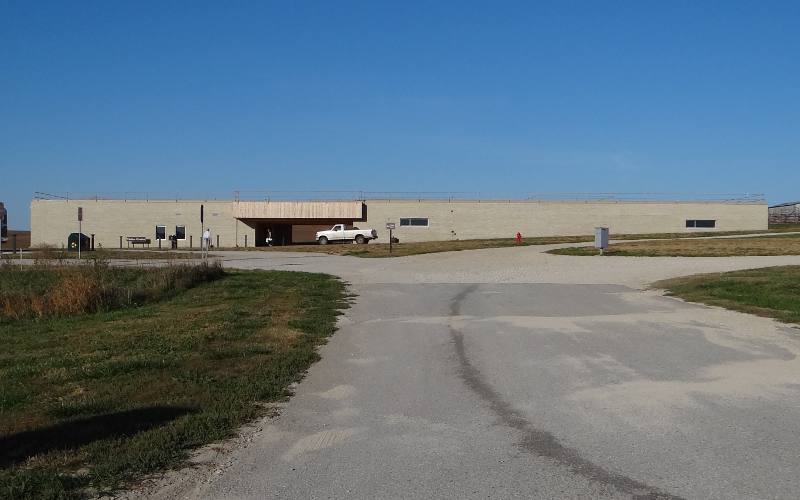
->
[2,1,798,229]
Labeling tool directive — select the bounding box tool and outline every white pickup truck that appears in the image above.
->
[316,224,378,245]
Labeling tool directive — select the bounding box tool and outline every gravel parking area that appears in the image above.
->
[216,244,800,288]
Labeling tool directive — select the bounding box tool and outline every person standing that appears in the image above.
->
[202,228,211,256]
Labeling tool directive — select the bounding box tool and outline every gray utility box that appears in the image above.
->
[594,227,609,249]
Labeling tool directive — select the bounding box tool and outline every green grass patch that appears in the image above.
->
[768,223,800,232]
[240,229,778,258]
[654,266,800,323]
[0,268,348,499]
[548,234,800,257]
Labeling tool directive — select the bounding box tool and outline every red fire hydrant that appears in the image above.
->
[515,232,522,244]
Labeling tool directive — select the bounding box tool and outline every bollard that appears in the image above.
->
[244,234,248,247]
[119,235,123,249]
[158,239,161,249]
[91,234,95,250]
[12,234,17,253]
[216,234,219,248]
[190,235,193,248]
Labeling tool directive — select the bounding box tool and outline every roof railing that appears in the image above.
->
[234,191,766,203]
[34,190,766,203]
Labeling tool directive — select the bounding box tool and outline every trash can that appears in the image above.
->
[67,232,91,252]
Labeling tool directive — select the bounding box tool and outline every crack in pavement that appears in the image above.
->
[448,284,683,500]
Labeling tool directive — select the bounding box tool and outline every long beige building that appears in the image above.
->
[30,196,768,248]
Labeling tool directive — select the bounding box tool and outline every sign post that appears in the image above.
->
[77,207,83,260]
[0,204,5,258]
[385,222,396,254]
[200,204,205,259]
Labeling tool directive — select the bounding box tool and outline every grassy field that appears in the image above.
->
[1,261,223,320]
[239,229,782,258]
[25,248,198,261]
[768,223,800,232]
[548,234,800,257]
[0,265,347,499]
[654,266,800,323]
[256,236,596,257]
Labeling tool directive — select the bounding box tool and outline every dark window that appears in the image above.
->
[686,219,716,228]
[175,225,186,240]
[400,218,429,227]
[155,225,166,240]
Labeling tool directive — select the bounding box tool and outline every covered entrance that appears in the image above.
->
[233,200,366,247]
[243,219,358,246]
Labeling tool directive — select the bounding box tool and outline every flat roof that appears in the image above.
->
[34,191,766,204]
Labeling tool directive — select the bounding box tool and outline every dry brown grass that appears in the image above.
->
[0,261,224,320]
[550,234,800,257]
[28,247,197,261]
[46,273,101,316]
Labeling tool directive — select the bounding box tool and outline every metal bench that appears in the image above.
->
[126,236,151,248]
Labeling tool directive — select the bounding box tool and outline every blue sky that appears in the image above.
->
[2,1,798,229]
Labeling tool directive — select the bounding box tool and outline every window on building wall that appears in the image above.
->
[155,225,166,240]
[175,225,186,240]
[399,218,429,227]
[686,219,716,228]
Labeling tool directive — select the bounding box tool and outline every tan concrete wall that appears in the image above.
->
[361,200,768,243]
[31,200,255,249]
[31,198,767,247]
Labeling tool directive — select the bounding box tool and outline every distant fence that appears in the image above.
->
[34,191,766,204]
[33,192,228,202]
[234,191,765,203]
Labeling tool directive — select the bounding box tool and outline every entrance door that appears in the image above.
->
[256,223,292,246]
[269,224,292,246]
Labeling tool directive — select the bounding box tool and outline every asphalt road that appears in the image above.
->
[135,247,800,499]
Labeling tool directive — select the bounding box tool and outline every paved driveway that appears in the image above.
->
[137,247,800,499]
